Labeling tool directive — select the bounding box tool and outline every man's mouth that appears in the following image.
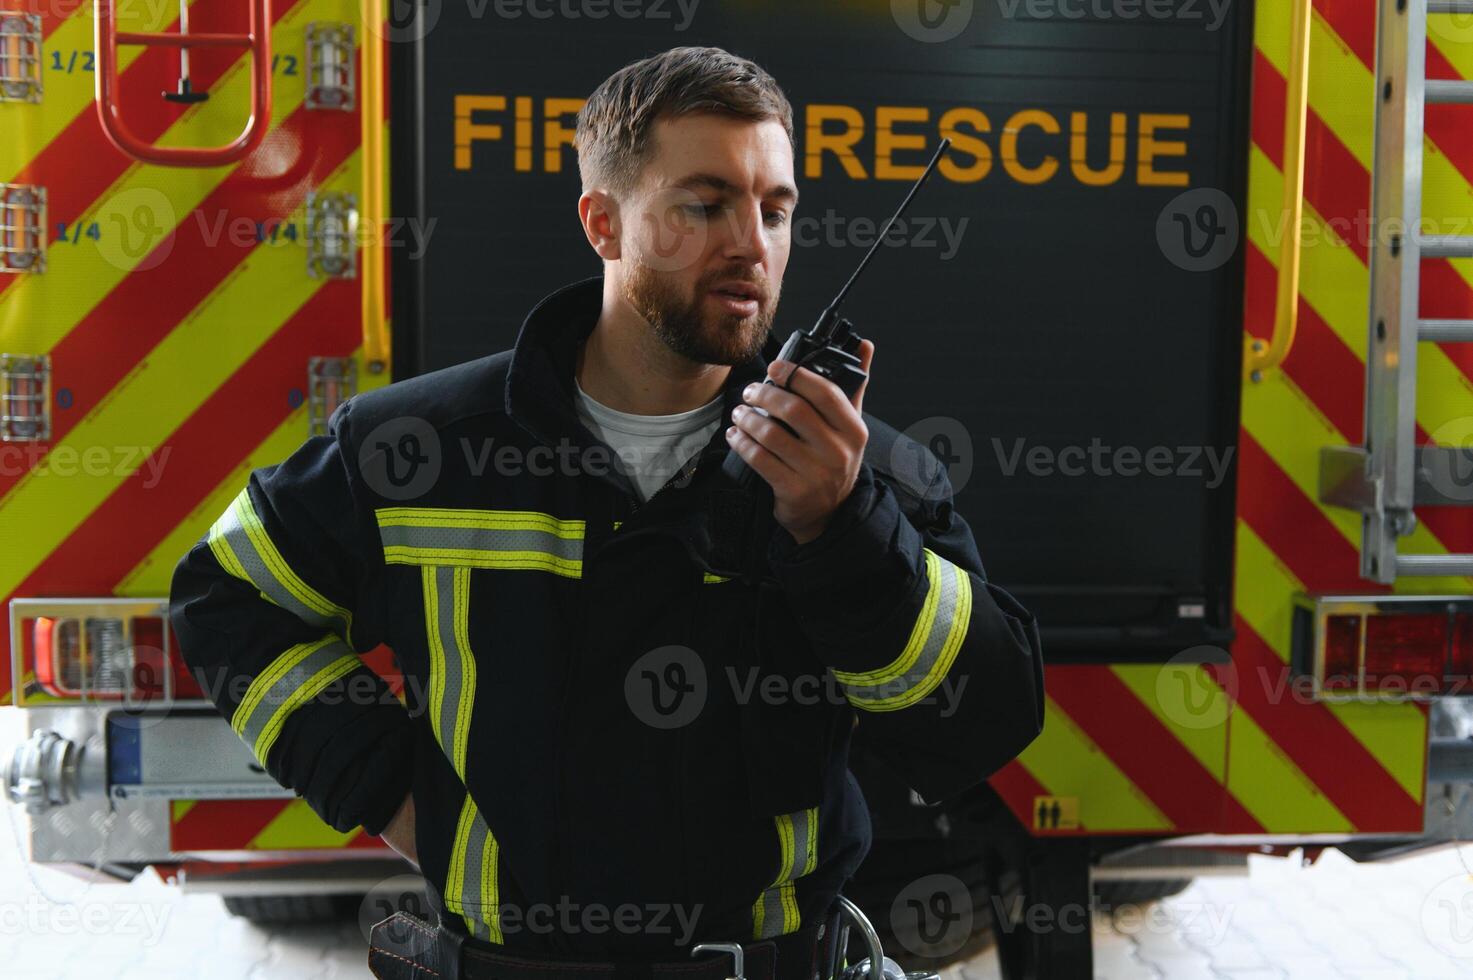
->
[710,281,762,303]
[708,280,764,317]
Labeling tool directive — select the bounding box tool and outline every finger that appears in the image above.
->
[731,403,812,469]
[725,423,798,490]
[853,339,875,415]
[742,379,844,455]
[773,365,866,443]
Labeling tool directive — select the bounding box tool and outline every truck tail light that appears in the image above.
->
[1294,595,1473,700]
[11,599,201,706]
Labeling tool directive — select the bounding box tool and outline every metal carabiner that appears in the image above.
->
[691,940,745,980]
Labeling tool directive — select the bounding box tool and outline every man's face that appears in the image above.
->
[618,113,795,366]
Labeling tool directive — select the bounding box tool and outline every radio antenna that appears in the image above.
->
[826,137,952,317]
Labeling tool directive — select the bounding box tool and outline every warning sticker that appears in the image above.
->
[1032,796,1081,831]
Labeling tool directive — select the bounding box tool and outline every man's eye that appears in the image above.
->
[764,210,788,227]
[682,203,722,217]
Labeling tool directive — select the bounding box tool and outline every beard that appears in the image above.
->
[622,258,778,366]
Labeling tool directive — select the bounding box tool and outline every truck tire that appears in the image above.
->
[222,893,361,924]
[1092,878,1193,909]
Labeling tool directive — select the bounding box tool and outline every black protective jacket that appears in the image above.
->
[168,275,1044,956]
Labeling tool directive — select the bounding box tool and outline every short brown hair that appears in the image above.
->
[574,46,795,197]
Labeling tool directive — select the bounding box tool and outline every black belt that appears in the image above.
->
[368,907,844,980]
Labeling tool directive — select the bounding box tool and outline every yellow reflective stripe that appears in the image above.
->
[833,551,971,711]
[231,636,359,764]
[423,567,450,761]
[445,795,502,942]
[703,572,732,584]
[481,825,502,944]
[252,654,358,763]
[232,637,333,739]
[231,488,355,636]
[422,566,479,780]
[376,507,585,537]
[378,508,586,578]
[452,566,476,778]
[207,516,252,584]
[384,547,582,577]
[445,798,474,914]
[752,807,818,939]
[833,550,943,687]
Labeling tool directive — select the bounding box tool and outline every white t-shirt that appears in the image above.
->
[573,379,725,502]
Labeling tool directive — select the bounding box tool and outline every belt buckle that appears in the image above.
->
[690,940,745,980]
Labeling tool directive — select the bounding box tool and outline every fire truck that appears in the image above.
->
[2,0,1471,977]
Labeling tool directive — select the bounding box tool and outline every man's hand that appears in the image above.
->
[380,792,419,869]
[726,339,876,545]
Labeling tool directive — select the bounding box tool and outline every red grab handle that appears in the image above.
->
[93,0,273,167]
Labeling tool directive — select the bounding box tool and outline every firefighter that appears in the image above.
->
[168,45,1044,980]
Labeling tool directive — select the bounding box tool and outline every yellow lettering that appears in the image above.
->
[938,108,992,183]
[1138,113,1190,186]
[1001,110,1059,185]
[514,96,533,172]
[454,95,506,171]
[543,97,585,174]
[1069,111,1126,186]
[875,106,930,180]
[805,105,868,180]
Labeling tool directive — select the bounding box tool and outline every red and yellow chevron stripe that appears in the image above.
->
[990,0,1470,837]
[0,0,392,852]
[170,799,391,851]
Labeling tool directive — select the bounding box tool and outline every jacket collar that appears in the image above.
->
[504,275,780,456]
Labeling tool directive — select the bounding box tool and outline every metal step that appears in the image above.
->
[1426,80,1473,104]
[1396,554,1473,576]
[1420,319,1473,342]
[1429,0,1473,13]
[1422,235,1473,258]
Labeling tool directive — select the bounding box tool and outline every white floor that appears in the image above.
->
[6,709,1473,978]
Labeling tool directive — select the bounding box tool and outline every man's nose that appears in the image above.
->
[720,201,769,265]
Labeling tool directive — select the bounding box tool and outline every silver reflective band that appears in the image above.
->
[377,508,584,577]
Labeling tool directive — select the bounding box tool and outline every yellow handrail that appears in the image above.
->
[360,0,390,375]
[1245,0,1311,382]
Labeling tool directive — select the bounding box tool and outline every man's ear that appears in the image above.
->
[579,190,621,261]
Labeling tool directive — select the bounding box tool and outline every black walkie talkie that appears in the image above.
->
[720,138,955,489]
